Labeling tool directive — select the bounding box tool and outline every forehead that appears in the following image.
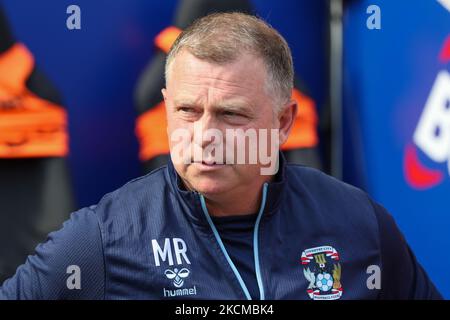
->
[166,50,270,103]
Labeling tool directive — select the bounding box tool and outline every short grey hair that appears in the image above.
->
[165,12,294,107]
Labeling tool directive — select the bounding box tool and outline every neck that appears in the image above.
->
[202,178,272,217]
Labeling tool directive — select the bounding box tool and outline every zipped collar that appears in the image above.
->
[165,152,287,227]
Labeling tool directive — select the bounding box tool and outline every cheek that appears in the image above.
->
[167,119,194,149]
[173,163,191,187]
[166,115,182,133]
[230,164,259,181]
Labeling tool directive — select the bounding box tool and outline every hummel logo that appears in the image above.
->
[164,268,190,288]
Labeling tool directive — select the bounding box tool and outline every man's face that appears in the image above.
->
[163,50,290,196]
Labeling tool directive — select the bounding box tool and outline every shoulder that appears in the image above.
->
[88,165,171,242]
[97,165,168,206]
[285,164,371,206]
[92,165,169,216]
[284,164,381,238]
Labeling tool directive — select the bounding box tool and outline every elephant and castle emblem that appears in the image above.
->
[301,245,343,300]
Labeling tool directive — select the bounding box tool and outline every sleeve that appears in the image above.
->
[371,200,443,300]
[0,207,105,300]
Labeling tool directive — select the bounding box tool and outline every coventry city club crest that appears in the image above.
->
[301,245,343,300]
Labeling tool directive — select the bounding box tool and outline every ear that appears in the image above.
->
[161,88,169,136]
[277,99,298,146]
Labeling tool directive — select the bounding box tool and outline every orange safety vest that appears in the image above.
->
[0,43,68,158]
[136,26,318,162]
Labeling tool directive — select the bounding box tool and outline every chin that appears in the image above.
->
[192,177,233,195]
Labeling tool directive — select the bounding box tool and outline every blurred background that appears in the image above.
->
[0,0,448,298]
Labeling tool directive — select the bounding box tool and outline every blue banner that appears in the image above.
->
[344,0,450,298]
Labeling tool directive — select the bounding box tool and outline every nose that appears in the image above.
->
[195,111,222,149]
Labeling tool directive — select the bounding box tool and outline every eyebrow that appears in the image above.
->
[173,98,254,114]
[214,103,252,114]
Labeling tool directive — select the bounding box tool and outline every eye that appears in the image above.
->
[178,106,196,113]
[223,111,242,117]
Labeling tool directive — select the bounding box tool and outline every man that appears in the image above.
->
[134,0,321,173]
[0,12,442,300]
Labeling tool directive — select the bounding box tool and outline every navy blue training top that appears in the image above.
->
[0,153,443,299]
[211,213,259,300]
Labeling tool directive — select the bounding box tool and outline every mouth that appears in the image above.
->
[192,160,227,171]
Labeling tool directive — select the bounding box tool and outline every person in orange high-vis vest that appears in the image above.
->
[0,7,75,283]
